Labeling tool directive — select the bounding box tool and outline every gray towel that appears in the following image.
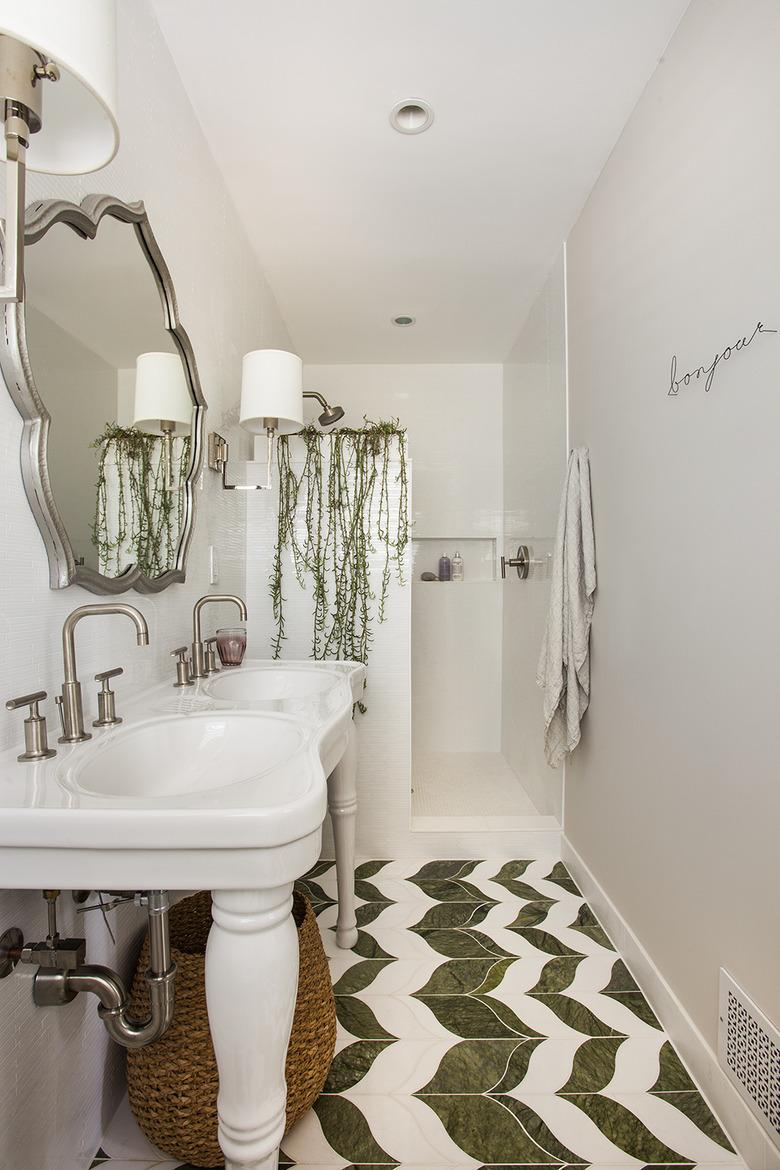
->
[536,447,596,768]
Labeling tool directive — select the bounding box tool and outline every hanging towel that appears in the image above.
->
[536,447,596,768]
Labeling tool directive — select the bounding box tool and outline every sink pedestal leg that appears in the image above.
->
[328,719,358,949]
[206,886,298,1170]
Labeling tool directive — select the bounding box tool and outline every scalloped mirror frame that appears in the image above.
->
[0,194,207,594]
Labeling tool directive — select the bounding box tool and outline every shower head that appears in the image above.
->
[318,403,344,427]
[304,391,345,428]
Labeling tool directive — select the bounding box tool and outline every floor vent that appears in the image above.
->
[718,969,780,1149]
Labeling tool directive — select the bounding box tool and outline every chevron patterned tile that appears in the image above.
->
[93,858,743,1170]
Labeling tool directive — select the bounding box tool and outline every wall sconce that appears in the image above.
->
[207,350,347,491]
[132,351,192,492]
[210,349,304,491]
[0,3,119,303]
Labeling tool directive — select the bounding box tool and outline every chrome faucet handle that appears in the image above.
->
[93,668,123,728]
[171,646,193,689]
[204,637,220,674]
[6,691,57,762]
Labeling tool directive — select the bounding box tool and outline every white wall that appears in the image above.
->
[0,3,290,1168]
[501,253,567,818]
[564,0,779,1163]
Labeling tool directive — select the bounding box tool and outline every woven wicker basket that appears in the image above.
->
[126,890,336,1168]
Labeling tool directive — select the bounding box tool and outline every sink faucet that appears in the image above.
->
[59,604,149,743]
[191,594,247,679]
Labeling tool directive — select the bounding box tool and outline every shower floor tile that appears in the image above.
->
[411,752,559,830]
[94,858,742,1170]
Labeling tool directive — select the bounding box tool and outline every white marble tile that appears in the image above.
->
[353,1091,481,1167]
[101,1096,170,1161]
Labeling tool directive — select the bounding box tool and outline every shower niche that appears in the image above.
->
[412,536,497,583]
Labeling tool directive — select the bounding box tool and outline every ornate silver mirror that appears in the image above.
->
[0,195,205,593]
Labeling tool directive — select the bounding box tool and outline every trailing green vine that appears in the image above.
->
[91,423,190,577]
[271,419,409,707]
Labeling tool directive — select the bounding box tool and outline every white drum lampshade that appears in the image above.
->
[132,352,192,436]
[0,1,118,173]
[239,349,304,435]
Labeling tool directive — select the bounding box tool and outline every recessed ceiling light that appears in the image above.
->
[390,100,433,135]
[392,315,416,327]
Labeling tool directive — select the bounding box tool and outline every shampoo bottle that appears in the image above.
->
[438,554,452,581]
[452,551,464,581]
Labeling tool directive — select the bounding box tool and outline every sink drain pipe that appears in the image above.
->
[32,890,176,1049]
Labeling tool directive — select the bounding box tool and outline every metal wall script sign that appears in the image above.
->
[667,320,776,397]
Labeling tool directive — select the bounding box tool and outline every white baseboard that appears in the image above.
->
[562,836,779,1170]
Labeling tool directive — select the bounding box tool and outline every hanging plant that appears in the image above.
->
[271,419,409,708]
[91,422,191,577]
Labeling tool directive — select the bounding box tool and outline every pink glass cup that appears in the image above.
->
[216,627,246,667]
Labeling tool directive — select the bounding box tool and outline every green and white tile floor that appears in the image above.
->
[92,858,742,1170]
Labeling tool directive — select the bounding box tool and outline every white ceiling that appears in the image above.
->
[151,0,689,363]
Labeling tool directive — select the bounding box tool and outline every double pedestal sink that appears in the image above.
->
[0,657,365,1170]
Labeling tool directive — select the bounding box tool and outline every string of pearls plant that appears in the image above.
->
[271,420,409,710]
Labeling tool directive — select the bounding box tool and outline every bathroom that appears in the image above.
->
[0,2,777,1169]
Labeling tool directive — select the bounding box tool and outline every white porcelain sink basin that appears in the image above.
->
[0,656,366,1170]
[205,667,342,703]
[68,711,305,799]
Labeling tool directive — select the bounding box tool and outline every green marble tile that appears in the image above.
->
[412,927,514,958]
[493,1095,586,1163]
[529,956,585,993]
[409,859,480,880]
[654,1090,735,1151]
[415,992,543,1039]
[413,957,516,995]
[545,862,582,895]
[355,901,389,927]
[409,876,496,903]
[332,958,393,995]
[420,1093,562,1164]
[533,994,627,1037]
[509,927,585,957]
[490,859,535,882]
[313,1095,398,1164]
[418,1037,542,1094]
[604,958,640,993]
[567,905,615,950]
[335,994,396,1039]
[294,877,335,908]
[353,878,392,903]
[411,900,494,929]
[567,1095,688,1162]
[349,929,395,959]
[354,859,391,879]
[650,1041,697,1092]
[558,1036,626,1092]
[507,899,557,927]
[491,1038,546,1092]
[302,858,337,880]
[323,1039,396,1092]
[492,875,555,903]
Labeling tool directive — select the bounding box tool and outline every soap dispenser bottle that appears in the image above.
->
[452,550,464,582]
